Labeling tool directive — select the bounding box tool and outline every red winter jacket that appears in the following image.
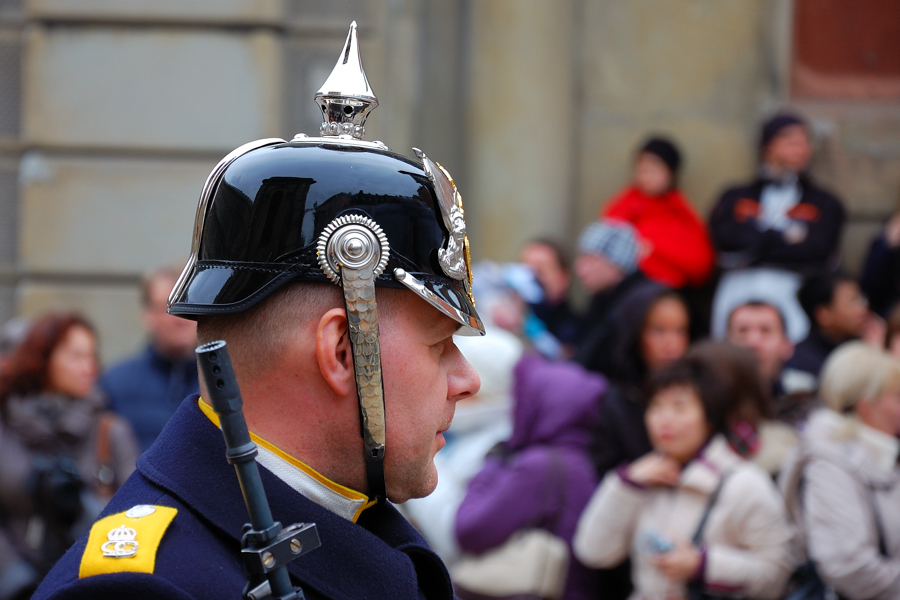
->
[602,185,715,288]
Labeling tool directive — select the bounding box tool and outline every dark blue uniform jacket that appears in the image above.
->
[33,395,455,600]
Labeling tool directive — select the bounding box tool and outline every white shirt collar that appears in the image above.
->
[254,446,373,522]
[198,399,374,522]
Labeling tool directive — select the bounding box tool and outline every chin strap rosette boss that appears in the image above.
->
[317,216,389,500]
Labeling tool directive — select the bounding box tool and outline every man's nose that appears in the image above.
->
[449,350,480,402]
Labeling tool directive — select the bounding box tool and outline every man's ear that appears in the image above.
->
[316,307,354,396]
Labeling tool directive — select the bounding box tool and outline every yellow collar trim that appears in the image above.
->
[198,398,376,522]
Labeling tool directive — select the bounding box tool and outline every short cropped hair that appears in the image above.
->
[727,300,788,335]
[646,350,733,436]
[196,283,343,376]
[196,283,400,378]
[819,341,900,413]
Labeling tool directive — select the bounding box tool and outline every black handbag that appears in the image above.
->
[783,560,833,600]
[783,483,887,600]
[685,470,732,600]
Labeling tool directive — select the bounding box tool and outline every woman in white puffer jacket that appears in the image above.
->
[574,345,795,600]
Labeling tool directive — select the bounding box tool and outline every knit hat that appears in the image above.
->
[577,220,639,274]
[759,112,807,152]
[639,137,681,175]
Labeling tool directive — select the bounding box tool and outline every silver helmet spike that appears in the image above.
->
[315,21,378,140]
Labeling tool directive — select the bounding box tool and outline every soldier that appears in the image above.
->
[33,22,482,600]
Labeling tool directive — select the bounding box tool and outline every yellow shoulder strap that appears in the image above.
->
[79,505,178,578]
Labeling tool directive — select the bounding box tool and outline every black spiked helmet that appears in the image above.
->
[168,22,483,500]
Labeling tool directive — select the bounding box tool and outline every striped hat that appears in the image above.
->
[577,220,639,274]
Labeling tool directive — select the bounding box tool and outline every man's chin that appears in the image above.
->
[388,468,438,503]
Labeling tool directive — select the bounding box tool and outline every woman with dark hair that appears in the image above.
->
[0,313,138,598]
[587,281,691,600]
[590,282,691,477]
[686,341,773,458]
[575,351,795,600]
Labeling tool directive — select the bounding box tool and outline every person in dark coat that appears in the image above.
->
[788,272,869,381]
[590,283,691,475]
[519,239,583,350]
[573,220,647,374]
[587,282,691,600]
[709,113,846,277]
[455,353,606,600]
[101,267,199,452]
[860,211,900,319]
[708,112,847,345]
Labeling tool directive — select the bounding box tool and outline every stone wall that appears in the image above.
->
[2,0,898,361]
[464,0,795,262]
[8,0,383,362]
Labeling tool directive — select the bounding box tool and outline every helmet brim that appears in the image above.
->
[168,259,484,336]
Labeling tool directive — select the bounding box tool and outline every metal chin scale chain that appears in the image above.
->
[317,214,390,500]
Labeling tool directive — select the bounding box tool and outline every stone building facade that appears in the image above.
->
[0,0,897,362]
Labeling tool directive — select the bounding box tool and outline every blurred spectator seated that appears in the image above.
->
[726,301,818,428]
[400,326,523,566]
[686,341,796,477]
[861,211,900,319]
[601,136,715,289]
[0,313,139,599]
[582,282,691,600]
[574,351,795,600]
[0,317,30,368]
[519,239,583,353]
[471,261,565,360]
[788,273,870,381]
[573,220,646,373]
[709,112,847,343]
[101,267,199,452]
[885,304,900,360]
[708,320,804,477]
[780,343,900,600]
[455,353,606,600]
[588,283,691,476]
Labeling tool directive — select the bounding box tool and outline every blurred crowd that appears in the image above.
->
[404,112,900,600]
[1,111,899,600]
[0,268,198,599]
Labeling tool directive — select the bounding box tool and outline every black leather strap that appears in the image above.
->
[692,469,732,546]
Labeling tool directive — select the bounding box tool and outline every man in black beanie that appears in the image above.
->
[710,112,845,275]
[707,112,846,342]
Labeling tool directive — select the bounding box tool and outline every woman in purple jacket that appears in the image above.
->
[455,353,607,600]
